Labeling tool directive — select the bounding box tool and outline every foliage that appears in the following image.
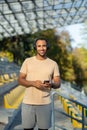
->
[55,31,75,81]
[0,51,13,62]
[72,47,87,87]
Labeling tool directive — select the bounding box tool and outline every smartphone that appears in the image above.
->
[44,80,49,83]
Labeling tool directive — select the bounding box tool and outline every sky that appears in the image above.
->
[57,23,87,48]
[65,23,83,48]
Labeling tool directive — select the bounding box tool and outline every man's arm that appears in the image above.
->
[18,72,35,87]
[18,72,49,90]
[51,76,61,89]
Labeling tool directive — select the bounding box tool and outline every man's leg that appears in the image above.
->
[22,104,36,130]
[36,104,52,130]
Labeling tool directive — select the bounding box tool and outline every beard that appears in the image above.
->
[36,50,47,58]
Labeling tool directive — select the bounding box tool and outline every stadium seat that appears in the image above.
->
[0,75,10,83]
[10,73,18,80]
[3,73,15,82]
[4,85,25,109]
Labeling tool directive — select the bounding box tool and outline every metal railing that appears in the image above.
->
[51,91,87,130]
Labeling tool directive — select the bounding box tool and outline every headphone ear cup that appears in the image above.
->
[47,43,50,50]
[33,43,36,50]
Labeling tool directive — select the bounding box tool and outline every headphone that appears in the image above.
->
[33,38,50,50]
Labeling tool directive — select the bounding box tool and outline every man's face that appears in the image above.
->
[36,40,47,57]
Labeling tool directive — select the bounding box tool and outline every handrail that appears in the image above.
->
[0,80,18,96]
[51,91,87,130]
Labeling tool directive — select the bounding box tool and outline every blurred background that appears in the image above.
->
[0,0,87,129]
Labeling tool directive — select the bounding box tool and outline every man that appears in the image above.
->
[18,38,61,130]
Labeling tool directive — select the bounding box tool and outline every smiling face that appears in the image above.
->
[35,39,47,59]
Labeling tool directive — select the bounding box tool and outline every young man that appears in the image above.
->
[18,38,61,130]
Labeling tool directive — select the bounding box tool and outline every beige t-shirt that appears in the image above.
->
[20,56,60,105]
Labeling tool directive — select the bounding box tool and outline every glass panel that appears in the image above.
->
[0,0,86,38]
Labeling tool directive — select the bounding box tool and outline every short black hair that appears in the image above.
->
[34,37,48,44]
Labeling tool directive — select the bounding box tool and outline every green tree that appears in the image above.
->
[72,47,87,88]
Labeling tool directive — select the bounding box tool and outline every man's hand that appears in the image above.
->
[33,80,51,90]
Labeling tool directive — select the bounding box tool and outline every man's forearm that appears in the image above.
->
[51,81,61,89]
[18,78,35,88]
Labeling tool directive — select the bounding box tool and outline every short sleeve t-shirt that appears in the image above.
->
[20,56,60,105]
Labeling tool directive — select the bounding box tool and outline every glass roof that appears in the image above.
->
[0,0,87,38]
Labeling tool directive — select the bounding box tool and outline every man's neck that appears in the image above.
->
[36,55,47,60]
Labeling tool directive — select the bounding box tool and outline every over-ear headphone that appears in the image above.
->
[33,38,50,50]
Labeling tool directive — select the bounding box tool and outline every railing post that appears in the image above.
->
[82,106,85,130]
[51,92,56,130]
